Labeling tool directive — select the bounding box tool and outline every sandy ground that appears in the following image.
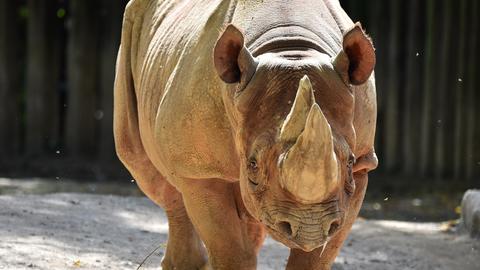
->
[0,193,478,270]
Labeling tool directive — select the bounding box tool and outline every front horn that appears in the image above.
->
[280,75,315,142]
[279,77,339,203]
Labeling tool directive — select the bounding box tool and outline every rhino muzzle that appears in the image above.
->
[279,75,339,204]
[261,200,344,252]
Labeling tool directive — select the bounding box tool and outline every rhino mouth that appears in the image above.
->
[260,200,344,252]
[265,223,329,252]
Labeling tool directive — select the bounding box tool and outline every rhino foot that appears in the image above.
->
[161,257,208,270]
[160,206,208,270]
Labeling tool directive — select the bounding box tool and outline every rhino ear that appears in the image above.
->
[333,22,375,85]
[214,24,256,84]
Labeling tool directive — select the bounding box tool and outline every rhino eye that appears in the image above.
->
[347,154,355,169]
[248,158,258,172]
[247,158,260,187]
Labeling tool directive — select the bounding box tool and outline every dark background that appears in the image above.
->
[0,0,479,195]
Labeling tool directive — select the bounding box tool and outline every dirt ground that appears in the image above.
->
[0,192,479,270]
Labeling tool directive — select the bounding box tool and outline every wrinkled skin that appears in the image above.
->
[114,0,378,269]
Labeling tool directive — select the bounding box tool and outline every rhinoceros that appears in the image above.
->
[114,0,378,269]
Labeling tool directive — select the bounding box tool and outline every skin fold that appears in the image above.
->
[113,0,378,269]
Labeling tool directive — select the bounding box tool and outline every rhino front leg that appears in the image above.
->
[131,172,208,270]
[162,205,208,270]
[177,178,265,270]
[286,173,369,270]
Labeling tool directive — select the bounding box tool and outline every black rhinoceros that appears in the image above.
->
[114,0,378,269]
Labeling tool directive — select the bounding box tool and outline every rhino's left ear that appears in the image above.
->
[333,22,376,85]
[214,24,257,84]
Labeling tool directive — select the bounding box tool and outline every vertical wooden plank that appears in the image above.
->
[453,0,467,179]
[403,0,424,175]
[66,0,99,157]
[474,0,480,180]
[465,0,479,181]
[433,0,452,180]
[383,0,400,172]
[372,0,389,172]
[0,1,23,161]
[97,0,129,163]
[419,0,436,176]
[401,0,415,175]
[25,0,60,156]
[366,0,381,42]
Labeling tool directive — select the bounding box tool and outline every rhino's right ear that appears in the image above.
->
[214,24,257,84]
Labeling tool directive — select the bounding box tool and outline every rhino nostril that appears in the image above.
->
[277,221,293,237]
[328,220,340,237]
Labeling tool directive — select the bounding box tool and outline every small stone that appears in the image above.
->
[461,189,480,237]
[69,200,80,205]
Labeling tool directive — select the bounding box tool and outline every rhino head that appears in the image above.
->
[213,24,376,252]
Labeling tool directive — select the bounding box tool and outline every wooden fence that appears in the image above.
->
[0,0,129,178]
[343,0,479,188]
[0,0,478,186]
